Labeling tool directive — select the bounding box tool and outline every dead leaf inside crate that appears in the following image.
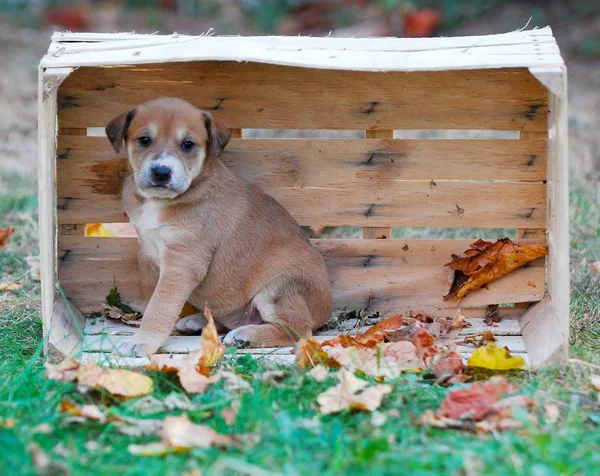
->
[445,238,547,300]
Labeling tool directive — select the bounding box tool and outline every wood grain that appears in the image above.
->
[58,237,545,314]
[57,64,548,131]
[56,137,547,228]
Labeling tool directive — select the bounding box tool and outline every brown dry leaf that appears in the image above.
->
[317,369,392,414]
[0,281,21,292]
[45,357,80,382]
[411,327,437,364]
[430,349,467,383]
[296,338,339,369]
[197,306,225,370]
[102,304,142,327]
[220,400,240,426]
[322,314,405,349]
[445,238,548,300]
[484,304,501,326]
[59,400,107,422]
[590,261,600,274]
[76,362,153,399]
[163,414,233,449]
[217,370,252,393]
[438,376,518,420]
[457,331,496,348]
[0,227,15,248]
[147,354,220,394]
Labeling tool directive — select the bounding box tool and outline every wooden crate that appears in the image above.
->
[38,28,568,369]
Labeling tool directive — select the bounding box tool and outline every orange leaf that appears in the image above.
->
[445,238,548,300]
[358,314,404,344]
[196,306,225,371]
[411,327,437,363]
[147,354,220,394]
[76,363,153,399]
[296,338,339,369]
[0,227,15,248]
[438,376,518,420]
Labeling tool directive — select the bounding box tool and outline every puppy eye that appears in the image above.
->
[138,136,151,147]
[181,140,195,151]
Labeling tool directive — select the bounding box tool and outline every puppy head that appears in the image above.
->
[106,97,231,199]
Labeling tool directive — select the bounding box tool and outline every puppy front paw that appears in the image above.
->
[174,313,207,334]
[113,337,160,357]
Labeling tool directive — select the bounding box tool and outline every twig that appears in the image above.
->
[568,358,600,371]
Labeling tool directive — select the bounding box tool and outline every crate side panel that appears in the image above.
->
[59,237,545,314]
[57,64,548,131]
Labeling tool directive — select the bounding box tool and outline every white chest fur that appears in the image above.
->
[131,199,173,267]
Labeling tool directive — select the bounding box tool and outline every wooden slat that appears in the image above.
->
[56,180,547,228]
[58,237,545,314]
[82,332,526,355]
[55,137,547,228]
[57,64,548,131]
[85,315,523,337]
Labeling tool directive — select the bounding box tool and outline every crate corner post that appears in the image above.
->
[520,65,569,370]
[38,65,85,359]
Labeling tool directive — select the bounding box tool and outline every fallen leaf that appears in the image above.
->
[105,286,136,315]
[411,328,437,364]
[0,227,15,247]
[59,400,106,422]
[102,304,142,327]
[0,281,21,291]
[307,364,330,382]
[467,342,526,370]
[0,417,16,429]
[457,331,496,348]
[32,423,53,435]
[438,376,518,420]
[197,306,225,370]
[484,304,501,326]
[590,261,600,274]
[86,223,113,237]
[220,400,240,426]
[163,414,232,449]
[27,444,69,476]
[445,238,548,300]
[25,256,41,281]
[147,354,220,394]
[77,362,153,398]
[45,357,80,382]
[430,350,467,383]
[590,374,600,394]
[296,338,339,369]
[217,370,252,393]
[317,369,392,414]
[116,417,163,437]
[357,314,404,344]
[256,369,289,386]
[544,403,560,424]
[528,281,537,288]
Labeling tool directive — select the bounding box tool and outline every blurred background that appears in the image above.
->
[0,0,599,282]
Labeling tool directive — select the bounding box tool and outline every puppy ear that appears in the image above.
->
[202,112,231,159]
[105,109,135,153]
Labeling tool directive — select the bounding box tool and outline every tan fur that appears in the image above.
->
[106,97,332,356]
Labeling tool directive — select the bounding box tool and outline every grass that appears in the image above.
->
[2,177,600,474]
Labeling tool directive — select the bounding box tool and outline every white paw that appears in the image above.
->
[129,300,149,314]
[174,313,207,334]
[113,338,157,357]
[223,328,251,348]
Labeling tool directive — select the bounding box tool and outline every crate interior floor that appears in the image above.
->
[80,316,530,368]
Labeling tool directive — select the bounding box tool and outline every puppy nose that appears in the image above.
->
[151,165,171,184]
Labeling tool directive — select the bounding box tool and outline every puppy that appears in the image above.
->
[105,97,332,356]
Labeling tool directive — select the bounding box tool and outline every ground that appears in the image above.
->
[2,1,600,474]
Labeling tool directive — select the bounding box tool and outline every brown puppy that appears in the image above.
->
[106,97,332,356]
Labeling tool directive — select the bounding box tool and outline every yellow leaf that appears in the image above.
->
[467,342,525,370]
[85,223,113,237]
[76,363,153,398]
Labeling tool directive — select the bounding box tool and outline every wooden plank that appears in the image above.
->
[58,237,545,314]
[56,180,547,229]
[364,129,393,240]
[38,67,59,351]
[79,350,531,369]
[85,315,523,337]
[533,70,569,365]
[82,332,526,355]
[519,293,566,370]
[56,65,548,131]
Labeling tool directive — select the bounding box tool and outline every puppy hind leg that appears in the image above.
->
[223,291,312,347]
